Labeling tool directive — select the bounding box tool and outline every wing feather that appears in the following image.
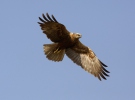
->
[39,17,46,23]
[66,41,109,81]
[46,13,54,22]
[42,14,50,22]
[52,15,58,23]
[38,13,70,42]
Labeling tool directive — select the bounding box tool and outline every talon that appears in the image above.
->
[54,48,61,53]
[54,49,58,53]
[57,49,61,53]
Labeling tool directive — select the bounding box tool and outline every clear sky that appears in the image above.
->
[0,0,135,100]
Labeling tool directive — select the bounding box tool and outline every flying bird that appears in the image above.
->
[38,13,109,80]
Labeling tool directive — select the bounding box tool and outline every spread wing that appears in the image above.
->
[66,41,109,80]
[38,13,70,42]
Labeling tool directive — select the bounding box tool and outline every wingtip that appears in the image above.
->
[99,60,108,67]
[46,12,49,16]
[39,13,58,23]
[42,13,45,17]
[37,22,42,24]
[39,17,46,23]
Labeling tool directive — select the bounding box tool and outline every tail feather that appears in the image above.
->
[43,43,65,62]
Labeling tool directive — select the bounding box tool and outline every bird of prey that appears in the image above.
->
[38,13,109,81]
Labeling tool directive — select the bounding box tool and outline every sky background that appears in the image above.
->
[0,0,135,100]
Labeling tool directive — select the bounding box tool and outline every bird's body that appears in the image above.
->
[38,13,110,80]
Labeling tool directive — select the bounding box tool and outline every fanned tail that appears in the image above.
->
[43,43,65,62]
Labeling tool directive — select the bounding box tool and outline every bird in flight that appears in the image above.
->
[38,13,109,81]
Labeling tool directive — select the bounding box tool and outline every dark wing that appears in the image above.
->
[66,41,109,81]
[38,13,70,42]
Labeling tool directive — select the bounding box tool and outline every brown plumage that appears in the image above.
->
[38,13,110,81]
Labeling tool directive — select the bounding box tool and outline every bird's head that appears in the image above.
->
[72,33,82,39]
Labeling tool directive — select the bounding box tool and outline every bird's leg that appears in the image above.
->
[53,47,61,53]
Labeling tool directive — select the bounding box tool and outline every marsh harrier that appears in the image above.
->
[38,13,109,80]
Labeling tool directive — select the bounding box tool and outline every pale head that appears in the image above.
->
[72,33,82,39]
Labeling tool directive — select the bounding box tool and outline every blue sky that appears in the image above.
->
[0,0,135,100]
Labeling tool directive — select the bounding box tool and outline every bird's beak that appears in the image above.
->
[79,34,82,38]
